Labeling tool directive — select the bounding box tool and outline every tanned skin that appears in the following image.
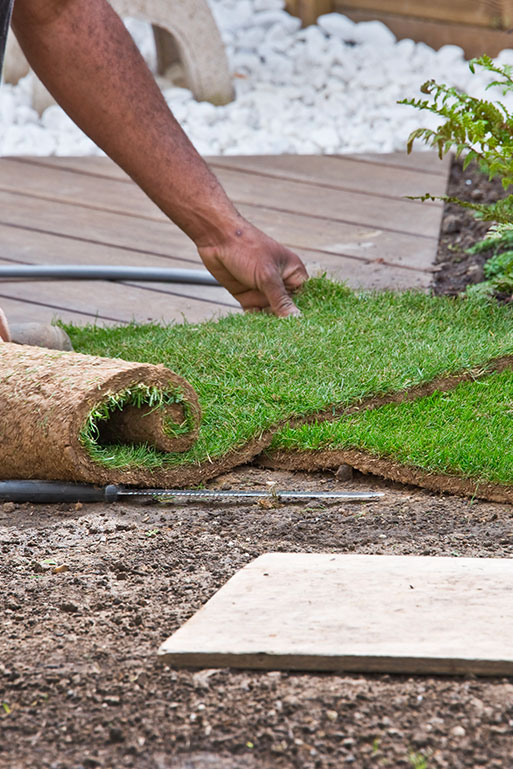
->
[0,308,10,341]
[0,0,308,340]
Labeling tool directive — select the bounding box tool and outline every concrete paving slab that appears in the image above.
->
[158,553,513,676]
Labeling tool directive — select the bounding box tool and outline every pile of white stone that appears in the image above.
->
[2,0,513,156]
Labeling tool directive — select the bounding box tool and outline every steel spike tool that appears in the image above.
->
[0,481,384,504]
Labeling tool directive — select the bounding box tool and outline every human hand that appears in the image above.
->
[0,308,10,342]
[197,220,309,317]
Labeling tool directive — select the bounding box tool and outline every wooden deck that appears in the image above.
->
[0,152,450,326]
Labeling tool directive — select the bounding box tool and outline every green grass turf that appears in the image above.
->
[66,278,513,477]
[80,384,193,469]
[270,369,513,485]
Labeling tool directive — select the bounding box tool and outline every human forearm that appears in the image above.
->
[12,0,309,315]
[12,0,240,246]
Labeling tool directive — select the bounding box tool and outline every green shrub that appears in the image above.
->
[401,55,513,299]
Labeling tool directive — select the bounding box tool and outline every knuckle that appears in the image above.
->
[258,262,278,285]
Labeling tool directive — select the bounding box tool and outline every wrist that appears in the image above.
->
[191,209,249,251]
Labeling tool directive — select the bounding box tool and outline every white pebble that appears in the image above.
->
[310,125,339,148]
[436,44,465,63]
[317,13,357,40]
[253,0,284,10]
[41,105,77,132]
[352,20,396,47]
[0,90,15,126]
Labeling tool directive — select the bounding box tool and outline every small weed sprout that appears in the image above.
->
[408,752,429,769]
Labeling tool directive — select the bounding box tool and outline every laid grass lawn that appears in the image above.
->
[270,368,513,485]
[67,278,513,482]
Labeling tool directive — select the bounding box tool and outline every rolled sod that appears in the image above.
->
[0,343,200,485]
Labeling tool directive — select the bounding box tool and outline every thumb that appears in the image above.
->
[263,272,302,318]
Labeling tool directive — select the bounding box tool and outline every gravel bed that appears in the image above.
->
[2,0,513,156]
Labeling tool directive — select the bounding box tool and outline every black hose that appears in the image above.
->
[0,480,119,504]
[0,265,220,285]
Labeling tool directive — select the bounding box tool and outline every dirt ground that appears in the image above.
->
[3,158,513,769]
[434,157,506,296]
[3,467,513,769]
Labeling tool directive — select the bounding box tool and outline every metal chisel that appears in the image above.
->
[0,480,384,504]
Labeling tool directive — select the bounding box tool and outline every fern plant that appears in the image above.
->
[400,55,513,298]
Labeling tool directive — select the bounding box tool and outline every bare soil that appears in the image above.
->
[434,157,506,296]
[3,157,513,769]
[3,465,513,769]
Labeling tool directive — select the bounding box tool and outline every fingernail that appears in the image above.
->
[280,307,302,318]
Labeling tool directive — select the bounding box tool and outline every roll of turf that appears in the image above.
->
[0,343,200,484]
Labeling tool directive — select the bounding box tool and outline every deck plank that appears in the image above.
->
[0,187,438,271]
[9,154,449,201]
[0,294,122,325]
[0,152,450,326]
[0,216,435,273]
[13,151,451,179]
[1,157,442,237]
[207,155,449,199]
[349,151,450,175]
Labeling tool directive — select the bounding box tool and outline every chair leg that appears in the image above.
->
[3,30,29,84]
[152,25,180,75]
[112,0,234,105]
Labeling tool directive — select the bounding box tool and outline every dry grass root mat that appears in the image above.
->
[3,279,513,501]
